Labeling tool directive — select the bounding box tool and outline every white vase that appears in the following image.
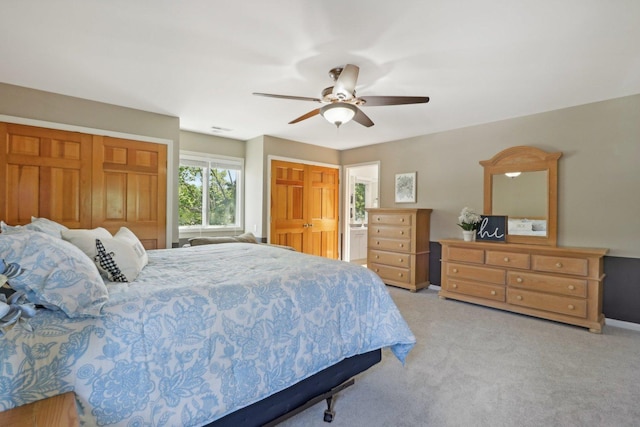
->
[462,230,475,242]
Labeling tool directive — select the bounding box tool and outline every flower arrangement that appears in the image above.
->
[457,207,482,231]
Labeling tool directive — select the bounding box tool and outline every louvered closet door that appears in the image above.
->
[92,136,167,249]
[0,123,92,228]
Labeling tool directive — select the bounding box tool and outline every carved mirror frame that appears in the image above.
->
[480,146,562,246]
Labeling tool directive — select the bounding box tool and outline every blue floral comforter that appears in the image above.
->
[0,243,415,426]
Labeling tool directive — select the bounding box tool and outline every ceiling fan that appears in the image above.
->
[253,64,429,128]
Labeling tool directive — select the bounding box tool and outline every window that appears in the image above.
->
[178,152,243,230]
[354,182,366,222]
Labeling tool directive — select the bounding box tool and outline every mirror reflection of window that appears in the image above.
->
[354,182,367,223]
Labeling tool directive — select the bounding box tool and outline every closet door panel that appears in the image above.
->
[6,164,39,223]
[92,136,166,249]
[270,161,307,251]
[128,174,159,222]
[103,172,127,221]
[46,167,82,222]
[307,166,339,259]
[1,123,91,228]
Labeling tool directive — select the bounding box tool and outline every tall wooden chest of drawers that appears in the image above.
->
[367,208,432,292]
[438,239,608,332]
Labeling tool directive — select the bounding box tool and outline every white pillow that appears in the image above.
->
[96,227,148,282]
[61,227,113,257]
[62,227,147,282]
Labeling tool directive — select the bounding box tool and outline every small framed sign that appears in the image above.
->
[476,215,507,242]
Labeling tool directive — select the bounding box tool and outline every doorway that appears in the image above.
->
[343,162,380,264]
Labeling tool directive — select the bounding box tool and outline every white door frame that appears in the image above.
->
[342,161,380,262]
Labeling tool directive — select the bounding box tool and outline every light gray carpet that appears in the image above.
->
[280,286,640,427]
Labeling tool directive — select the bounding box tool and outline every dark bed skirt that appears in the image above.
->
[208,349,382,427]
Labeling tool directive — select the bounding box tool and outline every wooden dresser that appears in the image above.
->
[367,208,432,292]
[439,239,608,332]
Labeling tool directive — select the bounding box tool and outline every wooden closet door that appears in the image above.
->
[271,160,307,252]
[0,123,92,228]
[92,136,167,249]
[308,165,339,258]
[270,160,339,259]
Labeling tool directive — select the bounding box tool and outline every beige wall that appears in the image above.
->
[180,130,245,158]
[0,83,181,246]
[341,94,640,258]
[3,82,638,257]
[245,136,266,238]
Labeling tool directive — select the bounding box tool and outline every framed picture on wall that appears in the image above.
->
[394,172,416,203]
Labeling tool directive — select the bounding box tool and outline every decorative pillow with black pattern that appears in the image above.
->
[0,259,22,300]
[94,239,128,282]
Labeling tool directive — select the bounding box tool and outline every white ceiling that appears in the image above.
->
[1,1,639,150]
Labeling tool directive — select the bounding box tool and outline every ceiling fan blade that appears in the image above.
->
[289,108,321,124]
[352,107,374,128]
[253,92,323,103]
[359,96,430,106]
[332,64,359,100]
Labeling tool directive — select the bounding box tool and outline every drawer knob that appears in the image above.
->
[375,255,379,259]
[401,218,405,222]
[399,258,403,263]
[399,243,404,248]
[568,304,575,310]
[568,285,575,290]
[516,295,523,300]
[490,290,497,296]
[398,273,403,277]
[377,217,381,221]
[452,284,458,289]
[377,229,380,233]
[375,268,379,272]
[516,277,523,283]
[376,241,380,245]
[400,231,404,235]
[556,262,563,268]
[452,268,458,273]
[504,257,509,262]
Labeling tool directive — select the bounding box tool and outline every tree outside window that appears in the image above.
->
[178,154,242,229]
[354,182,366,222]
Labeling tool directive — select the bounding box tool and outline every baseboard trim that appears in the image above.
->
[605,318,640,332]
[427,284,640,332]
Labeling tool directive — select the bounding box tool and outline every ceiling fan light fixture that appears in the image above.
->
[320,103,357,128]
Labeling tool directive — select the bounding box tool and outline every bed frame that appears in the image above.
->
[209,349,382,426]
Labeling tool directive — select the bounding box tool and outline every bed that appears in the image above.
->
[0,224,415,426]
[507,218,547,236]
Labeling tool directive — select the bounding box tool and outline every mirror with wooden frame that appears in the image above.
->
[480,146,562,246]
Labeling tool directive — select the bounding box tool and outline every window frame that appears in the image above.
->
[178,151,244,232]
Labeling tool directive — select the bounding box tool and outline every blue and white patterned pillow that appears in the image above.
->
[0,217,69,239]
[30,216,69,238]
[0,230,108,317]
[1,221,38,235]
